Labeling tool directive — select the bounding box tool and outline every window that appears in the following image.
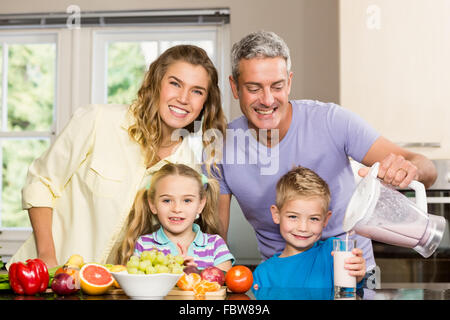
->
[91,26,229,107]
[0,34,57,229]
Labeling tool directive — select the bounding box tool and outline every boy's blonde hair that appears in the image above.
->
[116,163,221,265]
[275,166,331,213]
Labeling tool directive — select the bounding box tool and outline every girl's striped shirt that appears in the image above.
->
[134,223,235,269]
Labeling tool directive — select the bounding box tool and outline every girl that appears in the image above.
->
[118,163,234,272]
[9,45,227,269]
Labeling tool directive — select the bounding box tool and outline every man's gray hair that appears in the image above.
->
[231,30,291,81]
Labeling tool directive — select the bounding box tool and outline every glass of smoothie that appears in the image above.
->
[333,238,357,298]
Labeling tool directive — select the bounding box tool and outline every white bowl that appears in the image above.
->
[111,271,182,300]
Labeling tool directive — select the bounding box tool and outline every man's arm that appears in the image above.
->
[218,194,232,241]
[359,136,437,189]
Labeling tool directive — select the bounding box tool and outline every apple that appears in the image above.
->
[200,266,225,286]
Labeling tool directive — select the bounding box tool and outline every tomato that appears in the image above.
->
[225,265,253,293]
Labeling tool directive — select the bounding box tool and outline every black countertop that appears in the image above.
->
[1,285,450,300]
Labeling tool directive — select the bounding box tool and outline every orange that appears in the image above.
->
[79,263,114,295]
[193,280,221,297]
[55,265,80,279]
[176,272,201,291]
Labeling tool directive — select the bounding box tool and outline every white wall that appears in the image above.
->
[340,0,450,159]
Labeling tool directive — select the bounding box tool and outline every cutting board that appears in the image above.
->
[106,286,227,299]
[166,286,227,298]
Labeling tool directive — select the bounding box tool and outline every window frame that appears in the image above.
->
[0,30,67,255]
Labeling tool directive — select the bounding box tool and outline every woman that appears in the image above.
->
[8,45,227,268]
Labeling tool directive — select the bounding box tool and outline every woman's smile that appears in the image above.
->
[168,105,189,117]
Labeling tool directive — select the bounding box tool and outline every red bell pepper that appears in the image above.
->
[8,259,49,295]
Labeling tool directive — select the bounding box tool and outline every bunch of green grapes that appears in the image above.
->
[126,248,185,275]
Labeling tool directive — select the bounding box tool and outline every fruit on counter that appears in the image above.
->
[177,272,221,296]
[79,263,114,295]
[108,265,127,273]
[225,265,253,293]
[106,264,127,288]
[65,254,84,269]
[51,272,80,295]
[8,259,49,295]
[177,272,201,291]
[52,265,81,295]
[125,249,184,275]
[200,266,225,286]
[55,265,80,278]
[192,279,221,296]
[183,265,201,275]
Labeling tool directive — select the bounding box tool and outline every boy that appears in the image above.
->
[252,166,366,292]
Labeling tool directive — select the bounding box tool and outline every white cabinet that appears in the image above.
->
[227,197,261,265]
[339,0,450,159]
[0,229,31,264]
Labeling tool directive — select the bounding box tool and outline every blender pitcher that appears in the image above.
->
[343,162,446,258]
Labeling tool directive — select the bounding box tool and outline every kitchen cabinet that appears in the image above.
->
[227,197,262,265]
[0,230,31,263]
[339,0,450,159]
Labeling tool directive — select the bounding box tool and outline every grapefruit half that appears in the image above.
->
[79,263,114,295]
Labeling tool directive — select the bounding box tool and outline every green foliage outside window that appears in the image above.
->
[1,43,54,228]
[107,42,148,105]
[7,44,54,131]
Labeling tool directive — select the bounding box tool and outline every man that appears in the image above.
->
[215,31,437,281]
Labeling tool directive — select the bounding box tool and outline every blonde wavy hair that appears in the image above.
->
[116,163,221,265]
[127,44,227,170]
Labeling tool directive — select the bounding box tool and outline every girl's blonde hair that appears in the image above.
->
[116,163,221,265]
[127,45,227,170]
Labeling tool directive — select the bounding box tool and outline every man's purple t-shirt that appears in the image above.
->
[217,100,380,269]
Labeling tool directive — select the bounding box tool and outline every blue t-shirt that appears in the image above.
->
[252,238,336,289]
[252,237,363,295]
[215,100,380,269]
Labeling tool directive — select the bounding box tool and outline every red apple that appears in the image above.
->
[200,266,225,286]
[51,273,79,295]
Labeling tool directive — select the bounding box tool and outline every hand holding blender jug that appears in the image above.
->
[343,162,447,258]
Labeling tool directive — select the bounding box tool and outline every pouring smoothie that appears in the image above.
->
[343,162,446,258]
